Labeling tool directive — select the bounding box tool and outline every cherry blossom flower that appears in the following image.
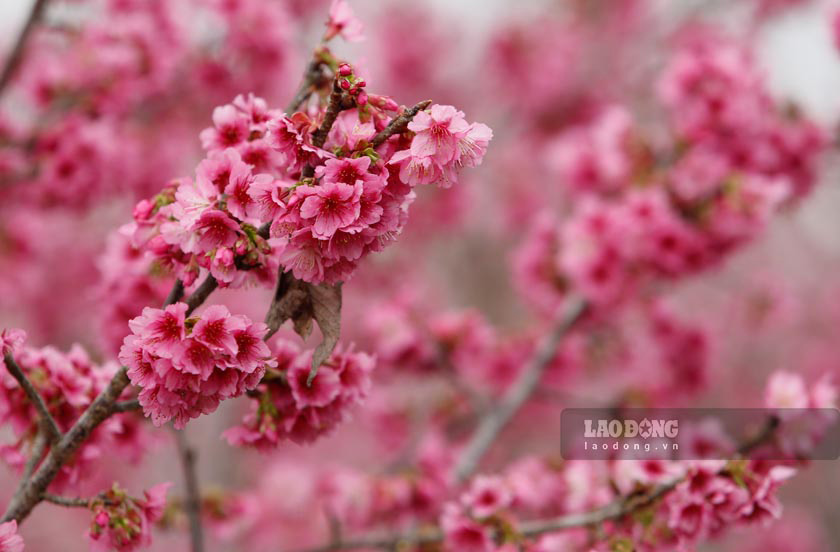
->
[89,483,172,552]
[324,0,365,42]
[121,303,274,429]
[0,329,26,357]
[0,521,24,552]
[299,181,363,238]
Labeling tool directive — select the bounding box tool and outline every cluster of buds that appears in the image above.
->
[337,63,369,106]
[88,483,171,552]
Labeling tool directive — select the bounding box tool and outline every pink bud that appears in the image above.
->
[148,235,172,256]
[217,247,235,266]
[133,199,154,221]
[355,80,366,88]
[94,511,110,527]
[340,79,351,90]
[370,94,399,111]
[357,91,368,106]
[338,64,352,76]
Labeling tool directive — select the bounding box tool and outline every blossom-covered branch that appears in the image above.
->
[1,353,61,443]
[174,429,205,552]
[453,299,588,481]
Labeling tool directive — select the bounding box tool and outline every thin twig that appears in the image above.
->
[1,367,132,522]
[453,299,588,482]
[173,428,205,552]
[0,0,49,97]
[8,432,47,507]
[41,493,92,508]
[370,100,432,149]
[20,433,46,483]
[3,353,62,443]
[111,399,142,413]
[292,404,786,552]
[287,482,676,552]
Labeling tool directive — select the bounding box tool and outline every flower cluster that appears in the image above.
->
[128,139,279,288]
[224,339,374,448]
[119,303,274,429]
[88,483,171,552]
[0,335,148,489]
[514,34,825,313]
[658,34,825,199]
[389,104,493,189]
[658,462,796,549]
[130,81,490,286]
[543,106,635,196]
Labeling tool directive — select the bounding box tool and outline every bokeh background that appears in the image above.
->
[2,0,840,550]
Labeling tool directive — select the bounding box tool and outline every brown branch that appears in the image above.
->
[289,482,676,552]
[111,399,142,413]
[42,493,93,508]
[453,299,588,482]
[0,0,49,97]
[184,275,218,317]
[301,79,352,179]
[8,432,47,508]
[370,100,432,149]
[1,367,132,522]
[293,401,787,552]
[311,81,346,149]
[164,278,185,307]
[3,353,61,443]
[286,58,327,114]
[2,277,220,524]
[173,428,205,552]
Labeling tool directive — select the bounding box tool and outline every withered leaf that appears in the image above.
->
[306,282,342,385]
[264,271,343,386]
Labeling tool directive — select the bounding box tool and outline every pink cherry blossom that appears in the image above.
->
[0,521,24,552]
[764,371,809,409]
[121,303,274,429]
[0,329,26,357]
[325,0,365,42]
[299,181,363,238]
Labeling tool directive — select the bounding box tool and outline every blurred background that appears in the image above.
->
[2,0,840,550]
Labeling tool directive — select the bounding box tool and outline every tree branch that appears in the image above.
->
[3,353,62,443]
[287,483,676,552]
[184,275,218,317]
[164,278,185,307]
[8,431,47,508]
[311,80,346,150]
[286,58,327,113]
[0,0,49,97]
[453,299,588,482]
[293,404,786,552]
[111,399,141,413]
[42,493,93,508]
[173,428,205,552]
[2,276,221,524]
[370,100,432,149]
